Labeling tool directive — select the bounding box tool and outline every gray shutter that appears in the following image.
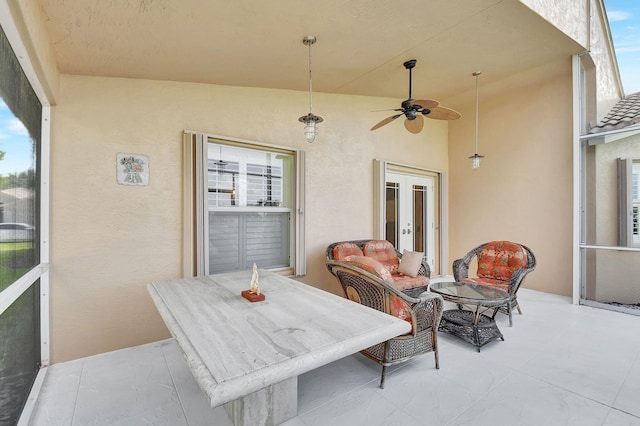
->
[618,158,632,247]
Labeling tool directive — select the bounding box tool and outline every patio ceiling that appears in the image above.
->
[37,0,584,102]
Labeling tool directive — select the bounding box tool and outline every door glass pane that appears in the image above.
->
[385,182,398,246]
[413,185,425,253]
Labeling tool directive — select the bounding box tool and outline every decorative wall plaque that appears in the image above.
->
[117,153,149,186]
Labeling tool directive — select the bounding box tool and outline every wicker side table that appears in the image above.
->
[438,309,503,351]
[429,281,510,352]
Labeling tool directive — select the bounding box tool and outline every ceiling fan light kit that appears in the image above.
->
[299,35,323,143]
[370,59,461,134]
[469,71,484,170]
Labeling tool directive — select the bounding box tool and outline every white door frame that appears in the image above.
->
[374,159,448,276]
[386,171,435,269]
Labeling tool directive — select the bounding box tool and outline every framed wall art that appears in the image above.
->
[116,153,149,186]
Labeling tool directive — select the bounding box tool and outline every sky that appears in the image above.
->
[0,99,34,176]
[604,0,640,95]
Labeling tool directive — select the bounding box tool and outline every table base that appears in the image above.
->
[224,377,297,426]
[438,309,504,352]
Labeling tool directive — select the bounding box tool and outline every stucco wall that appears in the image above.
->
[448,60,574,297]
[588,0,623,118]
[49,74,449,362]
[521,0,621,120]
[520,0,588,47]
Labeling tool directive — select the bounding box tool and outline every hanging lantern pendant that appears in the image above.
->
[299,36,323,143]
[469,71,484,170]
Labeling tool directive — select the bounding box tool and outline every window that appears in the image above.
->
[184,133,305,277]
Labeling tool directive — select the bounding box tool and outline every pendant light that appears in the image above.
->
[298,36,323,143]
[469,71,484,170]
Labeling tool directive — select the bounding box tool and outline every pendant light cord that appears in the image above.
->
[308,39,313,114]
[474,72,480,155]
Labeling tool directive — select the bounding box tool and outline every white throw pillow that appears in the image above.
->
[398,250,424,277]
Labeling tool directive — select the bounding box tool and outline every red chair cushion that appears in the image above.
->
[362,240,400,274]
[476,241,527,281]
[461,277,510,292]
[392,274,430,291]
[388,293,412,332]
[332,242,364,261]
[344,255,393,283]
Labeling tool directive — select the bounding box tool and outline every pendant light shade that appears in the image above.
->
[469,71,484,170]
[299,36,323,143]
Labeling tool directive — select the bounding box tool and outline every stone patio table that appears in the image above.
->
[148,269,410,426]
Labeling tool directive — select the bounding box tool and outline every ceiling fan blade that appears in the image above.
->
[424,106,462,120]
[412,99,439,109]
[371,114,402,131]
[404,115,424,134]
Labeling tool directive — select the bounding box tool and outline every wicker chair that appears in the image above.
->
[326,240,443,388]
[453,241,536,327]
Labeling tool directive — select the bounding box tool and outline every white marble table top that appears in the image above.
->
[147,270,410,408]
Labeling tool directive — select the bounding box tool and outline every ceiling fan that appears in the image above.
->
[371,59,462,134]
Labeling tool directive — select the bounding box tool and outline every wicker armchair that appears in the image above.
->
[326,240,443,388]
[453,241,536,326]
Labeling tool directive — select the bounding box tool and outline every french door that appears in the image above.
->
[385,172,435,269]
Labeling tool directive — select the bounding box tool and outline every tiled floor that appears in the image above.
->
[29,289,640,425]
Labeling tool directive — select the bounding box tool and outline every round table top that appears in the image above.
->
[429,281,509,306]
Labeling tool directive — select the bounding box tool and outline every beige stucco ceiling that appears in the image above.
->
[37,0,584,102]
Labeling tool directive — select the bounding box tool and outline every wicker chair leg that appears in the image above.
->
[379,341,390,389]
[433,329,440,369]
[507,303,513,327]
[516,303,522,315]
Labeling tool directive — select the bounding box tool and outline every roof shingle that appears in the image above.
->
[589,92,640,134]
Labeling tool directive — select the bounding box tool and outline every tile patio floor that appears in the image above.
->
[28,289,640,425]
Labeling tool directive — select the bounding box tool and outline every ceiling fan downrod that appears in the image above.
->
[402,59,419,118]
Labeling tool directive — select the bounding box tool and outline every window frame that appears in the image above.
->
[183,131,306,277]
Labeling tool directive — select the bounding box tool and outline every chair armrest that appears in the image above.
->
[326,260,399,295]
[418,260,431,278]
[509,266,536,294]
[453,243,487,281]
[410,291,444,331]
[452,258,468,281]
[327,260,442,335]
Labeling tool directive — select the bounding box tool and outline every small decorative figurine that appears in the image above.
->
[242,263,265,302]
[250,263,260,295]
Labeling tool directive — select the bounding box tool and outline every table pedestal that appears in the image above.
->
[438,309,504,352]
[224,377,297,426]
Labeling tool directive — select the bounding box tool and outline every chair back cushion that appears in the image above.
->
[477,241,527,281]
[362,240,400,274]
[332,242,364,261]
